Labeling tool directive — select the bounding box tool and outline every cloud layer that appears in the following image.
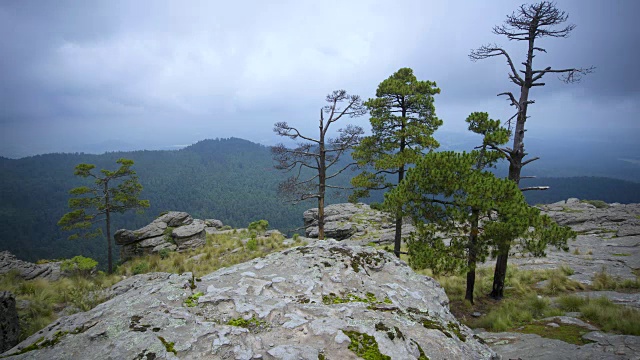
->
[0,0,638,157]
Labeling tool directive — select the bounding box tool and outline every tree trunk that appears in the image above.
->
[465,209,479,304]
[394,111,407,258]
[318,117,326,240]
[104,182,113,274]
[318,196,324,240]
[491,48,532,299]
[393,164,405,258]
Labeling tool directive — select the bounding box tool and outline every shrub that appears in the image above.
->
[248,219,269,233]
[246,238,258,251]
[132,261,150,275]
[60,256,98,276]
[158,248,171,259]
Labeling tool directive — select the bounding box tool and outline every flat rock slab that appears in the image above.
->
[3,241,496,360]
[477,331,640,360]
[540,316,599,331]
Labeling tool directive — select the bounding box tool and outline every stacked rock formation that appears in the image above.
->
[115,211,225,261]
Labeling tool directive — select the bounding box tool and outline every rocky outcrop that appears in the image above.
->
[0,292,19,353]
[115,212,224,261]
[0,251,61,281]
[304,203,415,243]
[540,199,640,234]
[498,200,640,285]
[3,241,496,359]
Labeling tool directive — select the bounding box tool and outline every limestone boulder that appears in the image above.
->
[204,219,224,229]
[304,203,414,243]
[2,241,496,359]
[172,219,206,250]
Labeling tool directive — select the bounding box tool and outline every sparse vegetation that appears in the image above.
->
[227,316,267,330]
[519,322,592,345]
[184,292,203,307]
[248,219,269,234]
[557,295,640,335]
[591,267,640,290]
[580,199,609,209]
[343,330,391,360]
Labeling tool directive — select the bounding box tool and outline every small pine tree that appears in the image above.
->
[386,113,574,304]
[58,158,150,273]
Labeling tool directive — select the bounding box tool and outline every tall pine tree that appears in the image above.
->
[351,67,442,257]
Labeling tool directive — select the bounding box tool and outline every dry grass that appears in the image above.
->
[116,231,303,277]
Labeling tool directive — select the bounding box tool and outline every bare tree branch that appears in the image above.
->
[520,186,550,191]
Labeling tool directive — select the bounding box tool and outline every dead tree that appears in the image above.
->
[271,90,365,239]
[469,1,593,299]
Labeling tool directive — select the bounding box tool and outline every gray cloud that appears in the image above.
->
[0,0,637,157]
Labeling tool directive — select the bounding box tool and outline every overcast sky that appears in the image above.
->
[0,0,638,158]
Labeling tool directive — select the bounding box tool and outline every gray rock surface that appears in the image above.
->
[156,211,193,227]
[0,251,61,281]
[477,331,640,360]
[116,212,219,261]
[304,203,415,243]
[3,241,496,359]
[0,291,19,353]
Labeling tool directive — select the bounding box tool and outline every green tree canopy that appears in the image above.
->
[351,67,442,257]
[386,113,574,304]
[58,158,149,273]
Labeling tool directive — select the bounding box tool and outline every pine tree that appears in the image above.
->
[58,158,150,273]
[386,113,574,304]
[470,1,593,299]
[351,67,442,257]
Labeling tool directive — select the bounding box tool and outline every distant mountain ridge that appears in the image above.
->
[1,137,639,269]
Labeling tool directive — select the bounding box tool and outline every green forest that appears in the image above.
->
[1,136,639,269]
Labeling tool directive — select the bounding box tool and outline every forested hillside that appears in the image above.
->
[1,137,639,268]
[0,138,350,266]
